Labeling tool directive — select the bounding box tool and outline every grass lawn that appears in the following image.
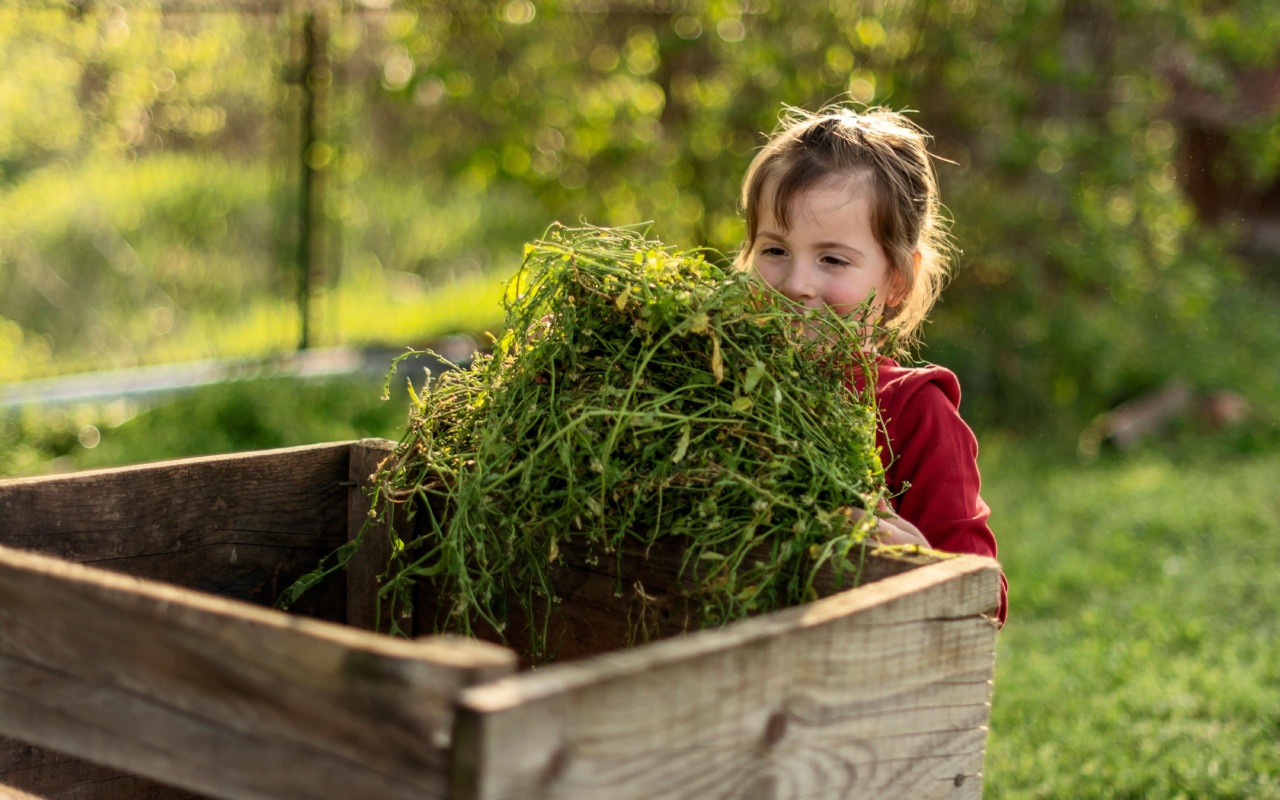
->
[982,436,1280,798]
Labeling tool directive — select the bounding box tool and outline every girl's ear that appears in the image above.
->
[887,251,921,308]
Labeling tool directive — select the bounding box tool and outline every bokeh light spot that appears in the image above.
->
[503,0,536,25]
[1038,148,1064,174]
[674,16,702,40]
[716,19,746,43]
[78,426,101,449]
[589,45,620,73]
[848,75,875,103]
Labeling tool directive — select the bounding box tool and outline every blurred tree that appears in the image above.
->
[0,2,290,372]
[335,0,1279,428]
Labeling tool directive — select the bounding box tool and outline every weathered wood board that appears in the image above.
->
[0,441,376,798]
[0,544,515,800]
[0,783,63,800]
[345,438,411,633]
[451,554,999,800]
[0,740,200,800]
[416,531,944,668]
[0,440,353,617]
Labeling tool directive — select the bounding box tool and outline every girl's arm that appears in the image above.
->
[879,369,1008,626]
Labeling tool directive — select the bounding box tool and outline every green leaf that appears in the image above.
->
[672,421,691,464]
[744,360,766,393]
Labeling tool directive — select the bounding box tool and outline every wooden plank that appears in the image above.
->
[0,442,362,800]
[0,738,200,799]
[452,555,1001,800]
[0,784,47,800]
[415,529,951,668]
[346,439,411,633]
[0,441,352,618]
[0,544,517,800]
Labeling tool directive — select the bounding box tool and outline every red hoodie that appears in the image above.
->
[854,356,1008,627]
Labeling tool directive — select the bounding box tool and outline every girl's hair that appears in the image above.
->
[734,105,954,352]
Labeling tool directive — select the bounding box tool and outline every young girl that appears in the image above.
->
[734,106,1008,627]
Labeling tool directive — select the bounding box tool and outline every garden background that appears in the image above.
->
[2,0,1278,795]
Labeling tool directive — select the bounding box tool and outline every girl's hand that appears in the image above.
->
[528,314,555,342]
[851,498,930,547]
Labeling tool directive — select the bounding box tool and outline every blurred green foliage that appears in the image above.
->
[1,0,1279,434]
[0,375,406,477]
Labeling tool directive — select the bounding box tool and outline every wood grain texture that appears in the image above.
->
[0,442,364,799]
[415,528,957,669]
[0,441,352,618]
[0,738,199,799]
[0,783,50,800]
[0,544,516,800]
[346,438,410,633]
[452,555,1001,800]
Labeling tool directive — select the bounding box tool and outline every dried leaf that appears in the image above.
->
[711,332,724,383]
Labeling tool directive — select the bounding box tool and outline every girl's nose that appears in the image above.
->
[779,263,817,304]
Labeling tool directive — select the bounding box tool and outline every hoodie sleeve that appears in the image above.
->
[879,366,1008,627]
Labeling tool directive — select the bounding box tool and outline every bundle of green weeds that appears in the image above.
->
[285,223,888,654]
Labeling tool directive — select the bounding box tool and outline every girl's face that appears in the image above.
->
[750,178,899,324]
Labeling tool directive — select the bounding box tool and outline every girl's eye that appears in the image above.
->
[761,246,786,257]
[821,255,851,267]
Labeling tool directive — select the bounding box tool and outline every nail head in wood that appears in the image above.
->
[545,746,568,780]
[763,710,787,747]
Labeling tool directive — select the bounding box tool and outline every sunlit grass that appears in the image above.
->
[0,266,512,383]
[318,262,512,348]
[0,152,536,384]
[982,437,1280,798]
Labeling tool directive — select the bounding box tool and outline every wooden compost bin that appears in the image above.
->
[0,439,1002,800]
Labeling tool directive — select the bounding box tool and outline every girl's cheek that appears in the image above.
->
[749,261,773,287]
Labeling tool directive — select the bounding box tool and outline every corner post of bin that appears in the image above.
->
[346,437,405,633]
[449,700,485,800]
